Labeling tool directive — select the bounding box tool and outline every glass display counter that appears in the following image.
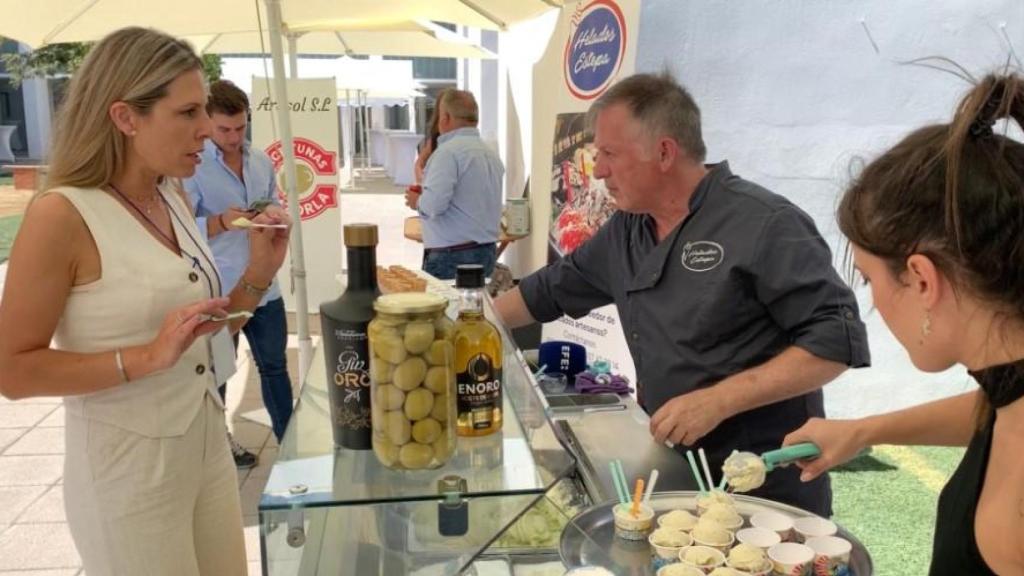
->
[259,296,582,576]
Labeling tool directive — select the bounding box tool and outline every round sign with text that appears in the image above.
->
[265,137,338,221]
[563,0,627,100]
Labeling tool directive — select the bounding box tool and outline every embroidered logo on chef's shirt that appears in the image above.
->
[681,241,724,272]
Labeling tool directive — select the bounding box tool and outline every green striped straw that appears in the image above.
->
[613,460,631,505]
[609,460,629,504]
[685,450,707,494]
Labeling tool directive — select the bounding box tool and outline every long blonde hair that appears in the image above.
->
[46,27,202,190]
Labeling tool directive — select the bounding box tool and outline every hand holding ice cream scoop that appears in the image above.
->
[721,443,821,492]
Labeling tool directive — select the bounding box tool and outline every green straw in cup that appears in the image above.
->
[685,450,707,494]
[609,460,628,504]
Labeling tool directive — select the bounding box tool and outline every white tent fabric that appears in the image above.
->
[0,0,564,48]
[0,0,563,382]
[183,21,495,59]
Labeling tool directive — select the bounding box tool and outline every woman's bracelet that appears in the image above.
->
[115,348,130,383]
[241,277,271,297]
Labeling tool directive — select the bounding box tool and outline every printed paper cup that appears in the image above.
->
[750,510,794,542]
[612,503,655,541]
[767,542,814,576]
[736,527,782,550]
[804,536,852,576]
[792,517,837,543]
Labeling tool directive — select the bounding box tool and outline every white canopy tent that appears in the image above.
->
[0,0,564,381]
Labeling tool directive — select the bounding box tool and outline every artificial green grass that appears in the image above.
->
[0,214,23,263]
[831,446,964,576]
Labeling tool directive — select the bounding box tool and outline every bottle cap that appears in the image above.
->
[343,223,378,247]
[455,264,485,289]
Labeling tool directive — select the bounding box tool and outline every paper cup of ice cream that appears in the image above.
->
[726,542,773,575]
[657,564,707,576]
[804,536,852,576]
[750,510,794,542]
[767,542,814,575]
[792,517,837,543]
[696,490,736,515]
[650,527,694,562]
[736,527,782,550]
[700,503,745,530]
[678,545,727,573]
[659,508,700,531]
[691,522,736,553]
[612,503,655,540]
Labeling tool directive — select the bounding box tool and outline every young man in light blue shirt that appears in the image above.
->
[405,89,504,280]
[184,80,293,467]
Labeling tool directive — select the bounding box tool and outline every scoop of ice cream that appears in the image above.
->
[659,509,699,530]
[650,527,690,548]
[708,568,744,576]
[692,524,732,546]
[658,565,701,576]
[696,515,726,532]
[697,489,736,508]
[722,452,767,493]
[683,546,720,566]
[702,503,742,526]
[728,543,768,570]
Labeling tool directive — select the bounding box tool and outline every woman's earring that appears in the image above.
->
[919,311,932,345]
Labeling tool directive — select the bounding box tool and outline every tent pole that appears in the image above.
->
[265,0,313,385]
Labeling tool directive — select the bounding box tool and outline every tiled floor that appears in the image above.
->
[0,172,420,575]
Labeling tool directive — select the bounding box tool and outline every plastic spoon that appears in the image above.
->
[231,217,288,229]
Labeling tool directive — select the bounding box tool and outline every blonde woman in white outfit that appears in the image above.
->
[0,28,290,576]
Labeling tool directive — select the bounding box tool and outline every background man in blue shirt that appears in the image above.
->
[184,80,293,467]
[405,90,504,280]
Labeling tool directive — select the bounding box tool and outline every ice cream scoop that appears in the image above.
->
[728,542,769,571]
[721,443,821,492]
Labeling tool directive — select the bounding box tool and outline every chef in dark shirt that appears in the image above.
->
[495,72,869,516]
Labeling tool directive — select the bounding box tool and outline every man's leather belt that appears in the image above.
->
[424,242,495,254]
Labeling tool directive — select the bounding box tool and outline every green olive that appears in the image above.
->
[398,442,434,469]
[404,388,434,421]
[376,384,405,411]
[392,357,427,391]
[384,410,411,445]
[412,418,442,444]
[424,366,452,394]
[373,334,408,365]
[432,434,452,462]
[403,321,435,354]
[373,438,400,466]
[435,316,455,339]
[424,340,453,366]
[370,357,394,384]
[430,396,450,422]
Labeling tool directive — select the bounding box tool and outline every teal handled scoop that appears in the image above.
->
[721,443,821,492]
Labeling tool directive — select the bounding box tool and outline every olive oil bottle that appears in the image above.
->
[453,265,503,436]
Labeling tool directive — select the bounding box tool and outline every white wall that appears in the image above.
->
[637,0,1024,236]
[637,0,1024,416]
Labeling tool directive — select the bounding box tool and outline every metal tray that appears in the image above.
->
[559,491,873,575]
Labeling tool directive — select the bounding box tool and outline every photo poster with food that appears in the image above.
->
[251,77,342,314]
[532,0,640,387]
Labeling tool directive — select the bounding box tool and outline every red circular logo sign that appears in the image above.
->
[265,137,338,220]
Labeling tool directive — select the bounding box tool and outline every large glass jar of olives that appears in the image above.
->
[369,292,456,470]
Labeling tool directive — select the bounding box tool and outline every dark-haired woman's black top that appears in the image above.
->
[929,366,1009,575]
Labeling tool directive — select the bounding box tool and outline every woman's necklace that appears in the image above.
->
[110,184,160,215]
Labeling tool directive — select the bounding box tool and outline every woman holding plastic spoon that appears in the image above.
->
[784,74,1024,575]
[0,28,290,576]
